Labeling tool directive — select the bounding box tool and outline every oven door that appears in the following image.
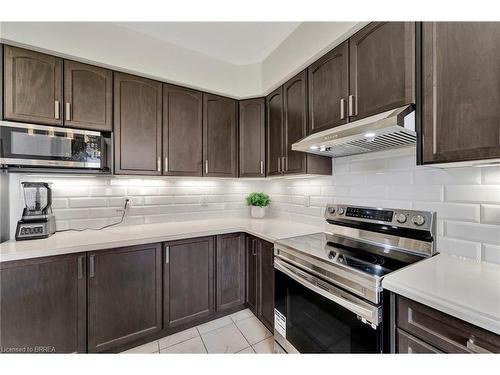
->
[274,258,383,353]
[0,121,106,170]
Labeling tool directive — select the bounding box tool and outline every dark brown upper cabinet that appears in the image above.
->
[3,45,63,126]
[349,22,415,121]
[266,87,284,176]
[87,244,162,353]
[239,98,266,177]
[203,93,237,177]
[164,236,215,328]
[64,60,113,131]
[0,253,86,353]
[421,22,500,165]
[114,72,162,175]
[284,70,308,174]
[216,233,246,312]
[163,85,203,176]
[308,41,349,134]
[267,73,332,177]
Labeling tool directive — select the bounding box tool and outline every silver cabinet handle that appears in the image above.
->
[340,98,346,120]
[467,339,492,354]
[157,156,161,172]
[348,95,356,117]
[165,246,170,264]
[205,159,209,174]
[77,256,84,280]
[164,157,169,173]
[54,101,60,119]
[260,160,264,175]
[283,156,288,172]
[89,255,95,278]
[277,157,281,173]
[65,103,71,121]
[252,239,257,255]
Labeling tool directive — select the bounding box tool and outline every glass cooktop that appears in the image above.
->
[275,232,413,278]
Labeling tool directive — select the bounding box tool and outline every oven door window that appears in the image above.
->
[275,268,382,353]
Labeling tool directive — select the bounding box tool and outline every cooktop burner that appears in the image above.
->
[275,232,412,278]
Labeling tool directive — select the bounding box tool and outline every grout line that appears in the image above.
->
[159,329,201,351]
[233,320,252,350]
[197,328,210,354]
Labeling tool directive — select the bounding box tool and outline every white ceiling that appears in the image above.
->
[114,22,301,65]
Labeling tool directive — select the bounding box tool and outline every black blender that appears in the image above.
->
[15,182,56,241]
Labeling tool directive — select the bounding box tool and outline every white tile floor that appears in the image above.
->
[122,308,274,354]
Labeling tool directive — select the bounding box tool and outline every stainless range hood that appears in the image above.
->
[292,105,415,158]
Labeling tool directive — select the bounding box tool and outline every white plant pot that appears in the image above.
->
[251,206,267,219]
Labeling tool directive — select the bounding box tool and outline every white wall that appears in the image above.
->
[261,22,364,94]
[0,22,262,98]
[0,21,362,98]
[266,147,500,265]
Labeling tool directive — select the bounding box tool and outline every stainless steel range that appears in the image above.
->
[273,204,436,354]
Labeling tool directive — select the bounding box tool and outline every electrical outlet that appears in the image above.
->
[199,196,208,207]
[304,195,310,207]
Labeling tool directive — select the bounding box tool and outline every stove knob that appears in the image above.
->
[411,215,426,226]
[328,207,335,214]
[337,207,345,215]
[395,213,407,224]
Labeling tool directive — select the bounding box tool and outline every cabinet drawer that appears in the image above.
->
[397,296,500,353]
[397,329,441,353]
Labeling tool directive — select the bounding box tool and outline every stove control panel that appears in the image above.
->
[325,204,435,232]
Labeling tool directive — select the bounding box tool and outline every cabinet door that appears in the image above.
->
[397,329,442,354]
[258,239,275,331]
[164,236,215,328]
[266,87,284,176]
[349,22,415,121]
[4,45,63,125]
[64,60,113,131]
[421,22,500,164]
[239,98,266,177]
[216,233,246,312]
[203,94,237,177]
[88,244,162,353]
[246,235,258,314]
[307,41,348,133]
[114,72,162,175]
[163,85,203,176]
[284,70,307,175]
[0,254,86,353]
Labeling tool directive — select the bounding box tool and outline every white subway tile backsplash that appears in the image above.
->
[446,221,500,245]
[386,185,443,202]
[6,148,500,265]
[480,204,500,224]
[482,244,500,264]
[446,186,500,203]
[436,237,481,260]
[482,167,500,184]
[69,197,107,208]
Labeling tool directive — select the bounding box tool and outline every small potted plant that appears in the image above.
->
[246,192,271,219]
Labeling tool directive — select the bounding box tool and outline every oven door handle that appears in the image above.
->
[274,259,380,326]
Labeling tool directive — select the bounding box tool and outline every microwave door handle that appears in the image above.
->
[274,259,377,324]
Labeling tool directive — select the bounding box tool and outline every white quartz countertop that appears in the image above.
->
[383,253,500,335]
[0,218,323,262]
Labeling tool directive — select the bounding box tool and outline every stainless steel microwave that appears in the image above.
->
[0,121,111,172]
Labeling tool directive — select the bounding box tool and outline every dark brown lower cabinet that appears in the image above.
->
[87,244,162,353]
[216,233,246,312]
[396,295,500,353]
[246,235,274,331]
[164,236,215,328]
[0,253,86,353]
